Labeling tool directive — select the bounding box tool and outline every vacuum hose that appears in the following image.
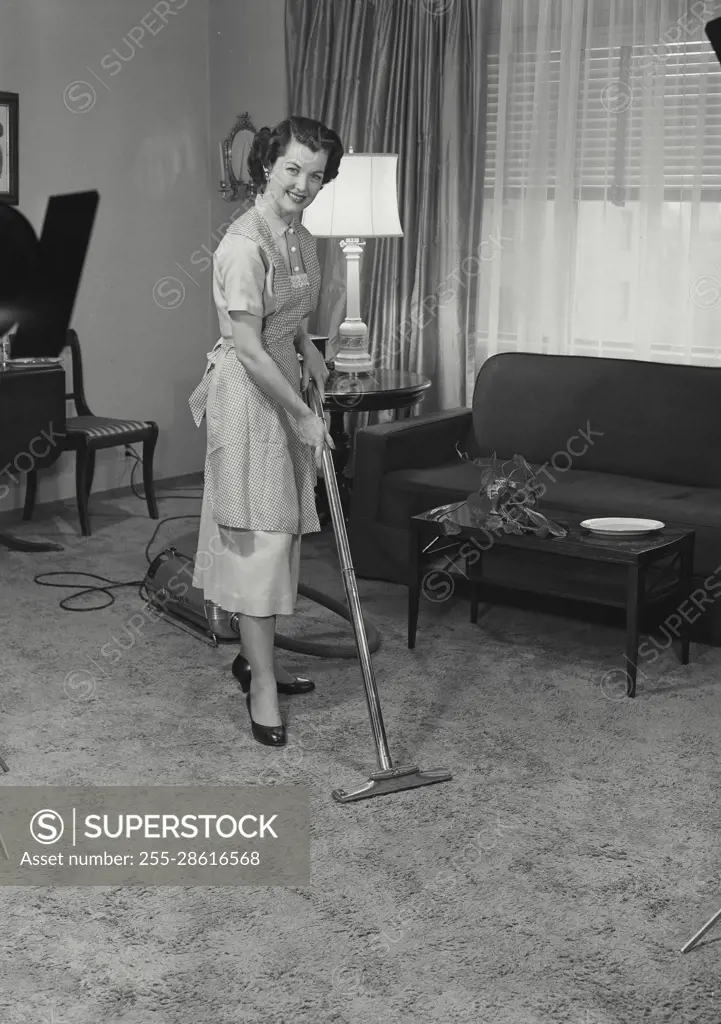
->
[275,582,381,659]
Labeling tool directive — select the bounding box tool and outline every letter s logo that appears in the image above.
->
[30,809,65,844]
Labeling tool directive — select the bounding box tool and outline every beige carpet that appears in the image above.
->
[1,482,720,1024]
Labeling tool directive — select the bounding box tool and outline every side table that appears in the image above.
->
[320,368,432,521]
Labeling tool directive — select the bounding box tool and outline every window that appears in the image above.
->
[484,40,721,201]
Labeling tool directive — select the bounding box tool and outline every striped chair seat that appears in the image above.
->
[66,415,153,442]
[23,330,159,536]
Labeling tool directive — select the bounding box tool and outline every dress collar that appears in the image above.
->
[254,193,300,237]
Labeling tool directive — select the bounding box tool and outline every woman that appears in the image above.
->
[189,116,343,748]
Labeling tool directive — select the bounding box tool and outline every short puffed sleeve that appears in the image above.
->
[213,234,277,319]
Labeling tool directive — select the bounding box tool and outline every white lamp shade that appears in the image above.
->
[301,153,404,238]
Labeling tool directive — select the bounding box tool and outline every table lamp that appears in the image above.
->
[301,149,403,374]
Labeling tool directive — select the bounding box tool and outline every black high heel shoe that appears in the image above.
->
[245,693,286,747]
[232,654,315,695]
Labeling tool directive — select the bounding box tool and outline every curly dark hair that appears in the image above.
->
[247,116,344,189]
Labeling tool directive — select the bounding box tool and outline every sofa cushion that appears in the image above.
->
[379,462,721,576]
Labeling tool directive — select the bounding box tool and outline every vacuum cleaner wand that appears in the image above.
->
[306,380,452,802]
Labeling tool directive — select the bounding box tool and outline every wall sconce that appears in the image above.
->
[219,112,259,202]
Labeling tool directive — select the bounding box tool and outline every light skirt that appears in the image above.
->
[192,489,301,617]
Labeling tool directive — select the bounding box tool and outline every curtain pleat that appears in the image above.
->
[286,0,491,432]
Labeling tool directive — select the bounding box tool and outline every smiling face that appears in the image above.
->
[264,138,329,221]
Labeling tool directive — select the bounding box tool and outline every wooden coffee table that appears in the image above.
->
[408,503,696,698]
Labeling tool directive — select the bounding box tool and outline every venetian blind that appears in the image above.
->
[484,40,721,200]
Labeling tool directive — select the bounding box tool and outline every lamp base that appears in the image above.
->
[333,346,374,374]
[333,318,373,374]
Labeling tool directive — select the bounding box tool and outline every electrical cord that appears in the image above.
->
[32,445,381,657]
[33,445,202,611]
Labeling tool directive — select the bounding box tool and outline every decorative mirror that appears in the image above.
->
[219,112,258,202]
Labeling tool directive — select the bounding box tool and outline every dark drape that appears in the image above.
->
[285,0,491,421]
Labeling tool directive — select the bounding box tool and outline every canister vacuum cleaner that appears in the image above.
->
[142,381,452,803]
[141,547,382,658]
[142,545,240,641]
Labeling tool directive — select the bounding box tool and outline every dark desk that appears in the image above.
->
[0,362,67,551]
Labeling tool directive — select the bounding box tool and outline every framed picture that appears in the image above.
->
[0,92,19,206]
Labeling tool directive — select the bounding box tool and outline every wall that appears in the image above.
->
[0,0,212,513]
[208,0,287,262]
[0,0,288,517]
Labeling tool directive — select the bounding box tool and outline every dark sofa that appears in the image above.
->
[348,352,721,645]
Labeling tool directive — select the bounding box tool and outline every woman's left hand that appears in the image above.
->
[300,340,330,402]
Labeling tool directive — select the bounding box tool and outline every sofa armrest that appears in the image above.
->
[350,408,473,522]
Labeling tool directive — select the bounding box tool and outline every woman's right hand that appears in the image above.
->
[297,410,335,465]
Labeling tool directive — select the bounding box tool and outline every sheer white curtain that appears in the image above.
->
[474,0,721,386]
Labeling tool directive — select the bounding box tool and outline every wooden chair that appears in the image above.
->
[23,329,159,536]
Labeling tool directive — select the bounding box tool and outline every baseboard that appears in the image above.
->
[0,472,204,526]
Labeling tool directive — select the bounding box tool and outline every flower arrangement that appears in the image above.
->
[437,447,567,539]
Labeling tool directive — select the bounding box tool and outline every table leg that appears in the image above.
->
[468,554,482,624]
[679,537,695,666]
[315,482,331,528]
[625,564,641,698]
[328,409,352,517]
[408,527,422,649]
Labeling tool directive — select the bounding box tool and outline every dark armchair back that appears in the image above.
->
[467,353,721,488]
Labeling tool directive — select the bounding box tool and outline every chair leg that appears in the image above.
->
[142,426,159,520]
[85,451,96,501]
[22,470,38,521]
[75,445,93,536]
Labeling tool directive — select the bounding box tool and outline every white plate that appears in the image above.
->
[581,517,665,537]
